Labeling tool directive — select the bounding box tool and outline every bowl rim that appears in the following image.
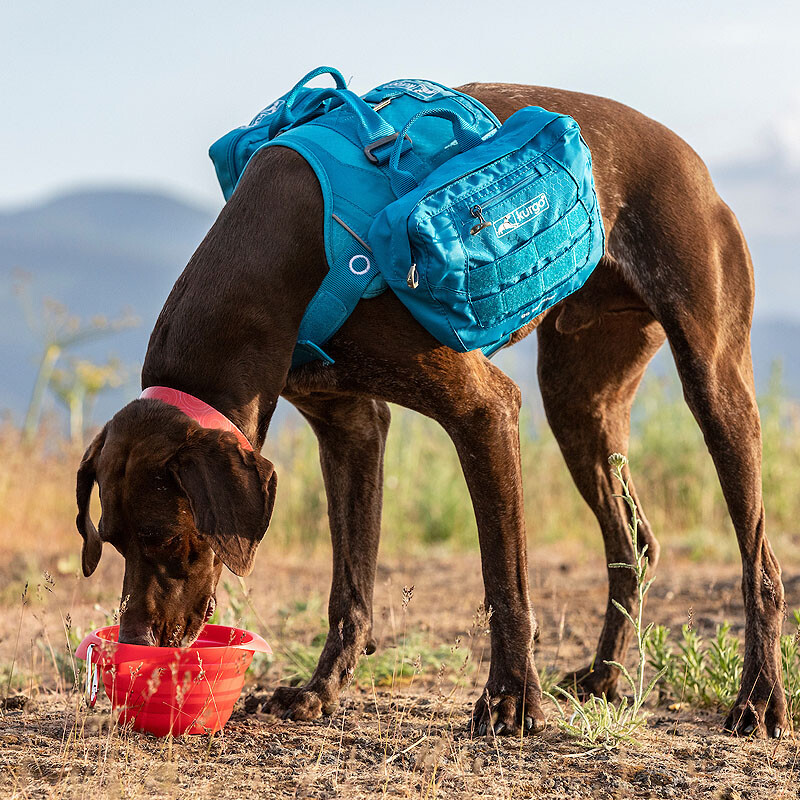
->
[75,623,272,662]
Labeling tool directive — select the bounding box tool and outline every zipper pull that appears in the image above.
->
[406,263,419,289]
[470,205,491,235]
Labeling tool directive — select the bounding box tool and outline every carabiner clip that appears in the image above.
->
[470,205,491,236]
[84,643,99,707]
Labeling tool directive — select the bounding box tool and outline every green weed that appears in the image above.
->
[275,629,473,689]
[546,454,664,749]
[647,614,800,723]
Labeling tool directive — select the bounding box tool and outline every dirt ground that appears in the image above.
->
[2,549,800,799]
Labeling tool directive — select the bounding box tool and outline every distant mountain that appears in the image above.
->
[0,147,797,431]
[0,189,217,295]
[0,189,217,423]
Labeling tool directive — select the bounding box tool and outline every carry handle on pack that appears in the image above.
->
[288,87,395,146]
[387,107,485,195]
[268,66,348,138]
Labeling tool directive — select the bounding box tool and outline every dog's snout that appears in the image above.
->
[118,600,213,648]
[118,621,157,647]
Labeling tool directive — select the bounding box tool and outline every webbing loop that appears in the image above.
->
[84,643,99,707]
[283,88,395,148]
[267,66,347,138]
[387,106,484,196]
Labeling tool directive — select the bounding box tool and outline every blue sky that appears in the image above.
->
[2,0,798,209]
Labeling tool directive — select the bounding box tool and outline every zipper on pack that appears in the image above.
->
[412,150,553,225]
[469,166,549,236]
[476,161,551,213]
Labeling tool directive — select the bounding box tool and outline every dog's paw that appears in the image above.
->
[262,685,338,721]
[724,682,786,739]
[470,683,546,738]
[559,663,620,701]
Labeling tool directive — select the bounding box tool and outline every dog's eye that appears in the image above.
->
[154,475,169,492]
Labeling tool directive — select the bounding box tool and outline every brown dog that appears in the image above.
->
[76,82,786,739]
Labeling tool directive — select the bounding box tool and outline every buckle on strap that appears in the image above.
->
[364,132,412,163]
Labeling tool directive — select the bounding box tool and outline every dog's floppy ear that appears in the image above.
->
[76,426,108,577]
[169,430,277,576]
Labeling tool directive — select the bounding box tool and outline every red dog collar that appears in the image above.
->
[140,386,253,451]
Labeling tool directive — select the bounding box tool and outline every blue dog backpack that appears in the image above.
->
[208,67,605,364]
[369,105,605,352]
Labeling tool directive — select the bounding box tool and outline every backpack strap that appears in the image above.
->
[288,102,487,367]
[273,132,385,368]
[385,106,485,196]
[282,88,396,147]
[292,228,377,367]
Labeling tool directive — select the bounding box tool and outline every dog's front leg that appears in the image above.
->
[264,395,389,721]
[440,364,546,737]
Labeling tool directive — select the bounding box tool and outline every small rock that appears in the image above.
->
[1,695,31,711]
[243,692,268,714]
[632,767,689,789]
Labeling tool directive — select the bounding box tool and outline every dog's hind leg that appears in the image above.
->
[546,158,785,737]
[625,198,787,738]
[263,394,389,721]
[537,299,666,699]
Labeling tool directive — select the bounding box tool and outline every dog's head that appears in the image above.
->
[76,399,277,646]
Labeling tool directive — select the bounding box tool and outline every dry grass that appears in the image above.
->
[6,371,799,572]
[3,553,800,799]
[2,374,800,797]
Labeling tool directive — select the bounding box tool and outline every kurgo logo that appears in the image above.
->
[250,98,285,126]
[493,193,549,237]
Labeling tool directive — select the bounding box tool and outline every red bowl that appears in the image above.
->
[75,624,271,736]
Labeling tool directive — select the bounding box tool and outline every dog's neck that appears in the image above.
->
[141,148,327,449]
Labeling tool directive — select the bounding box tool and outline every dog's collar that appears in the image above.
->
[139,386,254,451]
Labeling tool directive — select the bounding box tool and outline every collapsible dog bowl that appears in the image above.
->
[75,624,271,736]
